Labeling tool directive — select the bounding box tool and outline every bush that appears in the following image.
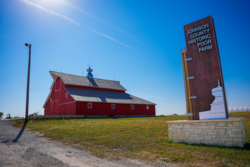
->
[75,116,78,119]
[84,115,87,119]
[57,116,60,119]
[35,116,38,120]
[28,117,32,121]
[0,112,3,119]
[46,116,49,120]
[66,116,69,120]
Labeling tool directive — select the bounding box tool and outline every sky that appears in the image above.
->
[0,0,250,118]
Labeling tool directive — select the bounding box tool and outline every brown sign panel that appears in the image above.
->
[184,16,228,120]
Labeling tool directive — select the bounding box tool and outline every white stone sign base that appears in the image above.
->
[167,118,245,147]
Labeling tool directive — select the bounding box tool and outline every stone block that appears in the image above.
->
[200,123,207,126]
[195,137,204,140]
[186,129,195,132]
[190,125,197,128]
[236,135,243,138]
[210,125,216,129]
[207,132,217,135]
[221,138,232,141]
[225,141,234,146]
[185,132,190,136]
[183,124,190,129]
[228,134,236,138]
[232,129,241,132]
[218,122,226,126]
[198,126,210,129]
[207,122,217,125]
[204,136,212,140]
[195,129,202,133]
[233,122,240,126]
[176,129,181,133]
[190,134,198,137]
[233,138,243,142]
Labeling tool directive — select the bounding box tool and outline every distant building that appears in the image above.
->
[43,68,156,117]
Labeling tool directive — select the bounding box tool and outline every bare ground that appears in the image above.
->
[0,120,179,167]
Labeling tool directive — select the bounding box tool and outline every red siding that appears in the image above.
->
[76,102,155,116]
[65,84,125,93]
[45,77,156,116]
[44,77,76,115]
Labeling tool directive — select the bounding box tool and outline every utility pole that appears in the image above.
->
[25,43,31,122]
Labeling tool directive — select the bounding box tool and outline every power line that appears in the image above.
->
[0,35,25,44]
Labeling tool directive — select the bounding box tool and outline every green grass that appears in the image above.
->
[14,113,250,166]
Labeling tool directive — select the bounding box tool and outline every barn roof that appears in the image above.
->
[65,87,156,105]
[49,71,126,91]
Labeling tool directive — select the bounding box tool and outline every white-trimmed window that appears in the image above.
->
[131,105,134,110]
[88,103,92,109]
[146,105,149,110]
[111,104,115,109]
[50,98,52,102]
[65,93,68,98]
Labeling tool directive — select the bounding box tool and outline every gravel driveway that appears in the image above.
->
[0,120,178,167]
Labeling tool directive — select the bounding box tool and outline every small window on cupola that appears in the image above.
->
[111,104,115,109]
[131,105,134,109]
[66,93,68,98]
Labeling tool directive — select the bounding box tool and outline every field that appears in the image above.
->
[14,113,250,166]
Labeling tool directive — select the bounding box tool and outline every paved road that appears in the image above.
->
[0,120,177,167]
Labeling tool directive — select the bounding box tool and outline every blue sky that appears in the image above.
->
[0,0,249,118]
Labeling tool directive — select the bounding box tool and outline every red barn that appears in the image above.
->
[43,68,156,117]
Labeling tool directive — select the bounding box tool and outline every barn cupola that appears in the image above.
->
[87,67,93,79]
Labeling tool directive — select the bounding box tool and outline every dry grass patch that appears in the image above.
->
[13,113,250,166]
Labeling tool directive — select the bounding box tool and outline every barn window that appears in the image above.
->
[88,103,92,108]
[111,104,115,109]
[131,105,134,109]
[66,93,68,98]
[146,105,149,110]
[50,98,52,102]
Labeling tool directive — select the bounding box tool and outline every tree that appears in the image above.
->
[0,112,3,119]
[28,112,39,117]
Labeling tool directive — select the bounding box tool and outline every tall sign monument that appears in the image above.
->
[181,16,228,120]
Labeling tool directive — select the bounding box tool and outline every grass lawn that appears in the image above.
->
[14,112,250,166]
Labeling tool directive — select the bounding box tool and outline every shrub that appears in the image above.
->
[84,115,87,119]
[0,112,3,119]
[35,116,38,120]
[57,116,60,119]
[66,116,69,120]
[28,117,32,121]
[75,116,78,119]
[46,116,49,120]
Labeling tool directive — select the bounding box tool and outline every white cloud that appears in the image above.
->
[20,0,80,26]
[61,1,141,43]
[92,30,134,50]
